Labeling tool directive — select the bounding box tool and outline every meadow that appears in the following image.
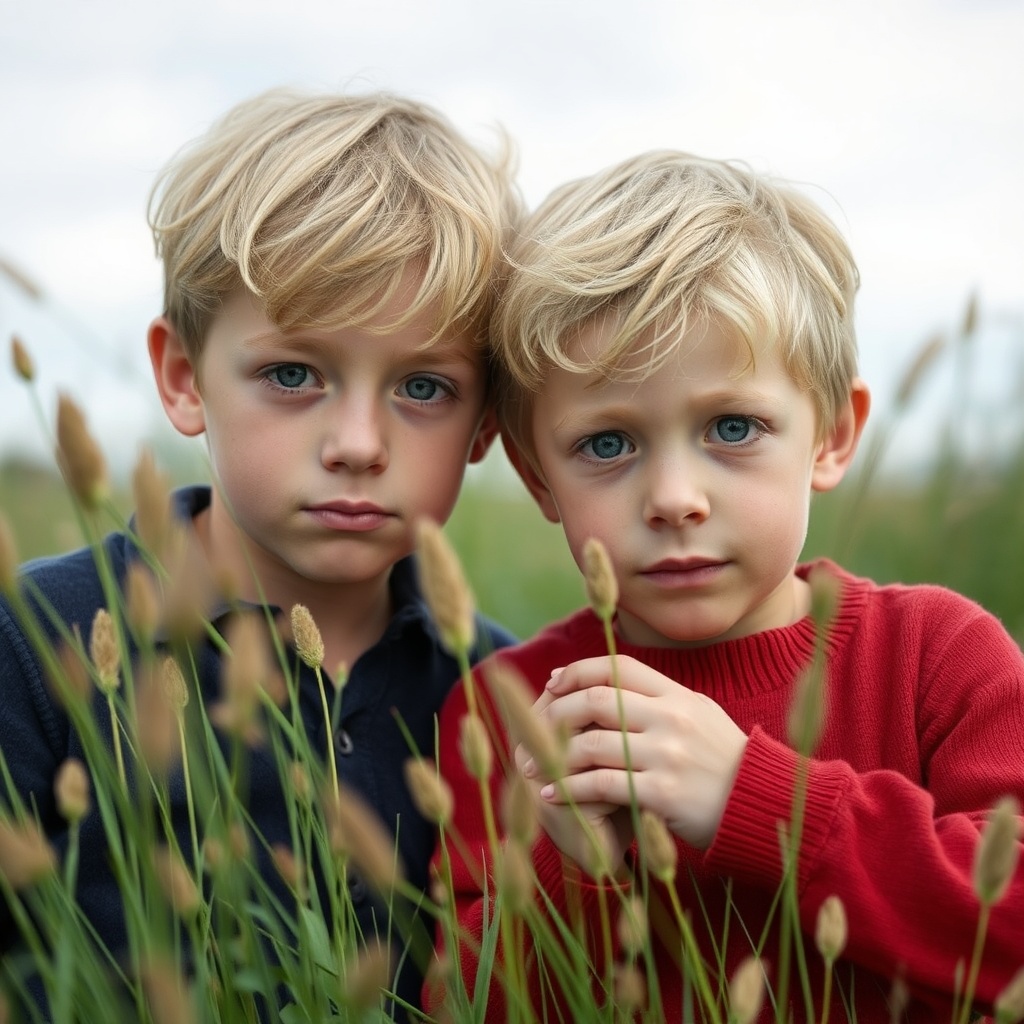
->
[1,301,1023,1023]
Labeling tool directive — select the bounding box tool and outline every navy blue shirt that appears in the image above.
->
[0,485,515,1018]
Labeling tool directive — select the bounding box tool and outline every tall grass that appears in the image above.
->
[1,298,1023,1022]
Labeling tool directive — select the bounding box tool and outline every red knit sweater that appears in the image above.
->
[426,560,1024,1022]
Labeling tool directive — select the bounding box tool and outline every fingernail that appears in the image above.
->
[540,784,554,800]
[522,758,536,778]
[545,667,565,690]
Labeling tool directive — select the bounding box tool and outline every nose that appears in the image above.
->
[642,453,710,527]
[320,394,388,473]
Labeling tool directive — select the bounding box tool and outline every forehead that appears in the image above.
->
[566,316,763,387]
[208,276,480,351]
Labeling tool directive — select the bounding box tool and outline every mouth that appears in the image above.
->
[639,558,727,587]
[304,501,394,532]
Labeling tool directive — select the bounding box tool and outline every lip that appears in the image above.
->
[639,557,727,587]
[305,500,394,533]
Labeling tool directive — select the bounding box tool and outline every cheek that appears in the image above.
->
[740,470,812,550]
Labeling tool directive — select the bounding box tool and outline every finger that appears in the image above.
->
[542,685,656,734]
[547,655,673,698]
[530,688,556,714]
[562,727,645,773]
[522,728,647,780]
[539,767,641,808]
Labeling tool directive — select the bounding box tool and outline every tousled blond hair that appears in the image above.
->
[492,150,859,450]
[149,89,520,361]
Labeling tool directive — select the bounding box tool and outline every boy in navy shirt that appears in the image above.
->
[0,88,519,1018]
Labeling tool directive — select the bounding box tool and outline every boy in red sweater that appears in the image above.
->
[428,152,1024,1021]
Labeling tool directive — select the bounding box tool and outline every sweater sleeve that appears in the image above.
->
[707,601,1024,1014]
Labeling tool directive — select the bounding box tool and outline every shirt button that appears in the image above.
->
[334,727,354,756]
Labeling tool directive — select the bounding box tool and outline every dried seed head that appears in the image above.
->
[89,608,120,692]
[160,656,189,712]
[787,661,825,755]
[125,563,160,642]
[0,820,57,888]
[202,825,250,872]
[10,335,35,382]
[404,758,454,826]
[140,957,197,1024]
[153,846,201,919]
[290,604,324,669]
[47,638,91,707]
[807,564,841,631]
[814,894,848,962]
[893,332,945,410]
[135,663,181,774]
[429,864,450,908]
[415,518,475,656]
[975,795,1022,906]
[131,447,172,562]
[341,942,393,1012]
[995,965,1024,1024]
[613,963,648,1015]
[54,758,90,822]
[325,783,404,894]
[55,393,108,508]
[458,711,493,781]
[639,810,677,883]
[497,839,534,913]
[888,975,910,1023]
[582,537,618,620]
[159,528,215,644]
[0,512,18,596]
[210,612,273,745]
[501,772,538,848]
[228,822,250,860]
[616,895,648,957]
[486,661,563,779]
[289,761,312,803]
[728,956,766,1024]
[202,837,226,873]
[271,844,306,900]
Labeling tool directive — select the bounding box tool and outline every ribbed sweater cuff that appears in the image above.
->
[706,726,845,891]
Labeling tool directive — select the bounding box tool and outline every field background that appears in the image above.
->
[4,316,1024,648]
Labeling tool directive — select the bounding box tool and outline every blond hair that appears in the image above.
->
[149,89,520,360]
[492,151,859,448]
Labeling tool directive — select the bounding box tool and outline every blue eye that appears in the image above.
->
[580,432,632,460]
[400,376,450,403]
[710,416,754,444]
[268,364,313,389]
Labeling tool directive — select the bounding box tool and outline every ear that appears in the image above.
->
[468,407,499,464]
[501,434,561,523]
[148,316,206,438]
[811,378,871,492]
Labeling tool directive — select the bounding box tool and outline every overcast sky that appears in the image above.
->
[1,0,1022,477]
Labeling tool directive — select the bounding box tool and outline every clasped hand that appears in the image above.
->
[516,655,748,873]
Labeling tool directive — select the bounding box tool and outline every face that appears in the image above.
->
[522,321,860,647]
[155,277,493,603]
